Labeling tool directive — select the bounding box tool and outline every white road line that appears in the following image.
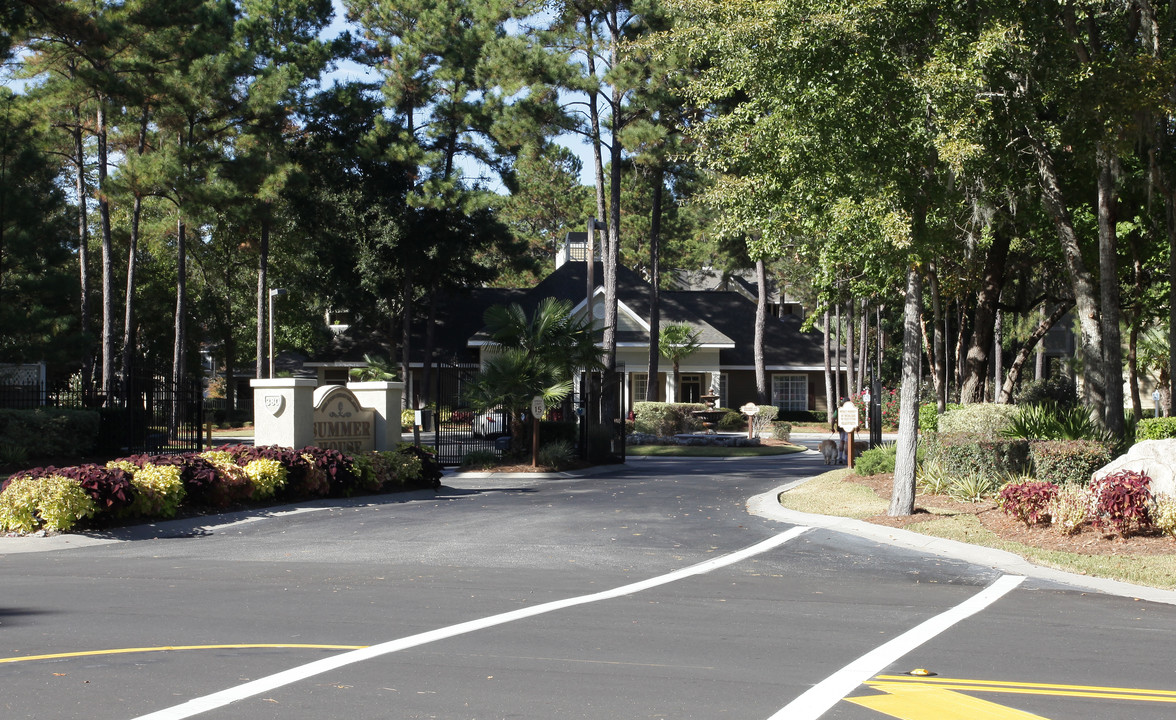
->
[131,525,812,720]
[768,573,1026,720]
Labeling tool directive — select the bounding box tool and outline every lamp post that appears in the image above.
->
[268,288,287,378]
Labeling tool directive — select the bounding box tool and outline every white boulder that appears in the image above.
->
[1091,439,1176,498]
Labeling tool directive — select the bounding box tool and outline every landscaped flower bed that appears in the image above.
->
[0,444,442,535]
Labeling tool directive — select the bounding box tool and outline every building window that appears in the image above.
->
[633,373,648,403]
[772,374,807,411]
[719,373,729,409]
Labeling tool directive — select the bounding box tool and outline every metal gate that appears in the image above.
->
[575,364,626,464]
[111,375,205,456]
[432,358,506,467]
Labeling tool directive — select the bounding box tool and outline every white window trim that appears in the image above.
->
[771,373,808,412]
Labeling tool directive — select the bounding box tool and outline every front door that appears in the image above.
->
[680,373,702,403]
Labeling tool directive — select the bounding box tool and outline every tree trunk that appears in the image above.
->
[753,259,768,404]
[1097,144,1124,435]
[890,264,923,516]
[993,307,1003,402]
[256,218,269,380]
[421,291,437,407]
[121,109,148,399]
[1170,191,1176,417]
[928,262,945,411]
[600,6,622,432]
[955,298,967,394]
[999,300,1074,403]
[845,298,856,397]
[72,109,92,398]
[646,169,663,402]
[1029,131,1106,420]
[1034,305,1046,381]
[857,299,867,390]
[834,303,842,404]
[823,309,834,424]
[959,224,1010,403]
[172,216,186,391]
[96,99,115,400]
[401,277,413,408]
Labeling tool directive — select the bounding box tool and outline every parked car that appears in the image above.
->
[472,409,508,438]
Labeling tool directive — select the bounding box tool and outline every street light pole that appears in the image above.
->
[268,288,287,378]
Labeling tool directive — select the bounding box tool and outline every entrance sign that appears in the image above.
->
[740,402,760,416]
[313,386,375,453]
[838,401,860,432]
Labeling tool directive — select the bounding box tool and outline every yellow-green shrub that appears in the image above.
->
[1049,484,1090,535]
[128,464,186,518]
[1153,497,1176,538]
[0,476,98,533]
[243,458,287,499]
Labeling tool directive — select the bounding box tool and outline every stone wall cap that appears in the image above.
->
[250,378,319,388]
[347,381,405,390]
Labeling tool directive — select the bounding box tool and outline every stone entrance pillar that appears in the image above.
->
[347,381,404,451]
[251,379,317,448]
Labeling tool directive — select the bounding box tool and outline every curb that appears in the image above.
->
[749,478,1176,607]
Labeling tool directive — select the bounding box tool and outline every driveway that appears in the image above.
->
[2,451,1175,719]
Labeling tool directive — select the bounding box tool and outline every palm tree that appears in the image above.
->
[659,323,702,403]
[483,297,605,382]
[464,348,573,452]
[349,354,399,382]
[471,299,603,452]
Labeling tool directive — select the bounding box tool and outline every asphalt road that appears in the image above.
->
[3,448,1176,720]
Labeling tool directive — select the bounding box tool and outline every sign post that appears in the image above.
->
[531,396,546,467]
[838,401,860,470]
[740,402,760,439]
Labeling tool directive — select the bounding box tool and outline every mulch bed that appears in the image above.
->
[849,472,1176,557]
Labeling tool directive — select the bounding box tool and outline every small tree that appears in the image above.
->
[659,323,702,402]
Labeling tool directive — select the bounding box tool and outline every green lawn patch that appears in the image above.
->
[777,469,888,519]
[628,444,805,458]
[907,514,1176,589]
[779,470,1176,590]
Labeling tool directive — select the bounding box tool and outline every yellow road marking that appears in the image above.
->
[0,644,367,665]
[872,675,1176,702]
[847,682,1051,719]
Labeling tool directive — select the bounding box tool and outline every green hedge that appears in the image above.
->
[777,409,827,423]
[1136,417,1176,440]
[937,403,1018,439]
[919,403,962,432]
[855,443,897,476]
[771,421,792,441]
[0,408,100,458]
[1029,439,1111,485]
[936,433,1030,479]
[633,402,704,436]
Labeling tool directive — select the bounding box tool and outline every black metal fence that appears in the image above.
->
[0,375,205,456]
[421,357,628,468]
[431,359,507,467]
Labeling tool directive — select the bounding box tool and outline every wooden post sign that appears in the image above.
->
[531,396,546,467]
[838,401,859,469]
[740,402,759,439]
